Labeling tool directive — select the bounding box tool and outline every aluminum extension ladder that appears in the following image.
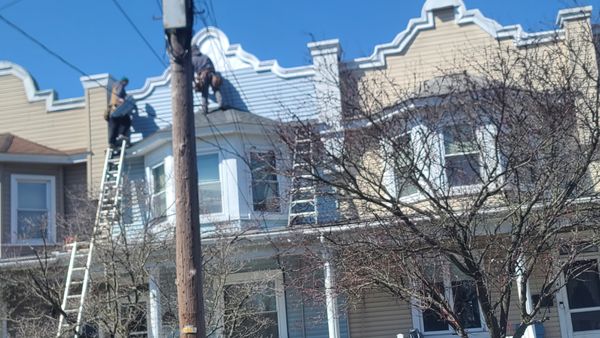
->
[288,128,319,226]
[56,140,126,337]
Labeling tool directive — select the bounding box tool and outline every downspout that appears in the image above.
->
[321,235,340,338]
[516,254,537,338]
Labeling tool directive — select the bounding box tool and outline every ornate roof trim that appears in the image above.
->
[346,0,592,70]
[0,61,86,111]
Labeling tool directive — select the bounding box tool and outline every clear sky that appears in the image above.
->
[0,0,598,99]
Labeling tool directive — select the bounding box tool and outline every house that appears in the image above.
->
[1,0,599,337]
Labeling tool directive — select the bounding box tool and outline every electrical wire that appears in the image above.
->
[0,13,110,91]
[110,0,167,68]
[0,0,25,12]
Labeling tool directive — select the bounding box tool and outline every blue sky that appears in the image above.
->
[0,0,598,99]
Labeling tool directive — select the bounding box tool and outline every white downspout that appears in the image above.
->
[321,235,340,338]
[516,255,537,338]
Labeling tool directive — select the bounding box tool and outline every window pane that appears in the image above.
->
[17,210,48,240]
[423,307,449,332]
[567,261,600,309]
[224,281,279,338]
[197,154,219,183]
[251,152,280,212]
[444,126,477,155]
[152,164,166,193]
[571,310,600,332]
[18,182,47,209]
[452,280,481,329]
[253,182,280,212]
[199,182,222,214]
[395,134,418,197]
[445,154,480,187]
[152,192,167,218]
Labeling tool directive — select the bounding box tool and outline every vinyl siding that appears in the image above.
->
[129,69,318,143]
[347,290,413,338]
[118,157,148,240]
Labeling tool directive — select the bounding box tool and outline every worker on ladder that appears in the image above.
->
[192,45,222,114]
[106,77,134,148]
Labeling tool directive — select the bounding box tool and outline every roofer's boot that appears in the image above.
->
[215,89,223,110]
[201,95,209,115]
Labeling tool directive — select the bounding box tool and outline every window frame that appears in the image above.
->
[249,150,282,213]
[223,270,288,338]
[10,174,56,245]
[197,152,224,216]
[150,162,167,220]
[440,124,484,191]
[411,264,487,337]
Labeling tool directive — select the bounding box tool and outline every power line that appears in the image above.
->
[0,0,25,12]
[0,13,109,91]
[110,0,167,68]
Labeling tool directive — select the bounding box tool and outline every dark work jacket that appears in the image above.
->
[192,50,215,74]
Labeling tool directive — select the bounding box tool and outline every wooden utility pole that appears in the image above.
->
[163,0,206,336]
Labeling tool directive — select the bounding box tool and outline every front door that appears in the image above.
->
[559,259,600,338]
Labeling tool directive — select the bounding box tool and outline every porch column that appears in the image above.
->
[148,269,162,338]
[321,235,341,338]
[516,255,536,338]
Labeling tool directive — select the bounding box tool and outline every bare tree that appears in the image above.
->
[280,17,600,338]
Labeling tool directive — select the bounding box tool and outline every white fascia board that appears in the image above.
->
[0,61,86,111]
[0,152,89,164]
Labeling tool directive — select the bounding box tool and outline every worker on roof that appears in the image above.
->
[192,45,222,114]
[106,77,134,148]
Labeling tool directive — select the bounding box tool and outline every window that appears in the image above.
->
[151,163,167,219]
[197,153,222,214]
[564,260,600,332]
[10,175,55,244]
[120,302,148,337]
[443,125,481,187]
[250,151,280,212]
[418,265,483,334]
[394,133,419,198]
[224,271,287,338]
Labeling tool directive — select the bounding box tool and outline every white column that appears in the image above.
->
[516,255,536,338]
[148,269,162,338]
[321,235,340,338]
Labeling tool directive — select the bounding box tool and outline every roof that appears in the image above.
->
[194,107,277,128]
[0,133,66,155]
[0,133,88,164]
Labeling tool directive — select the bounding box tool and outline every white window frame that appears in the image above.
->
[411,264,487,337]
[10,174,56,245]
[248,149,282,214]
[150,162,167,220]
[223,270,288,338]
[557,254,600,338]
[197,152,225,217]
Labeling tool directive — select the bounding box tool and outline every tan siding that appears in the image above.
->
[87,86,111,189]
[348,290,413,338]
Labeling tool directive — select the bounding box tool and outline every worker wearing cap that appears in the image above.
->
[191,45,222,114]
[108,77,132,148]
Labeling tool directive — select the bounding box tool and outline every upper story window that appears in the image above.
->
[250,151,280,212]
[443,125,481,188]
[197,153,222,214]
[10,174,56,244]
[394,133,419,198]
[151,163,167,219]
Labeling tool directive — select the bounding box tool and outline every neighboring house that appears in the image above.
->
[1,1,599,338]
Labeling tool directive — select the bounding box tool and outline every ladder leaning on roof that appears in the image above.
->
[56,140,126,337]
[288,127,319,226]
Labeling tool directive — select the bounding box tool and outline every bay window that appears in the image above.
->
[250,151,280,212]
[197,153,222,214]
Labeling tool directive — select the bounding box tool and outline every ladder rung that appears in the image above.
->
[64,309,78,313]
[291,199,316,205]
[67,294,81,299]
[289,212,317,217]
[72,267,87,272]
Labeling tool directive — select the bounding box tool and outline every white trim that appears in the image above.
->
[10,174,56,245]
[0,152,88,164]
[197,152,226,219]
[225,270,288,338]
[148,269,162,338]
[345,0,587,70]
[0,61,86,111]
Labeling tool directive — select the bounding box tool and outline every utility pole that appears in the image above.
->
[163,0,206,336]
